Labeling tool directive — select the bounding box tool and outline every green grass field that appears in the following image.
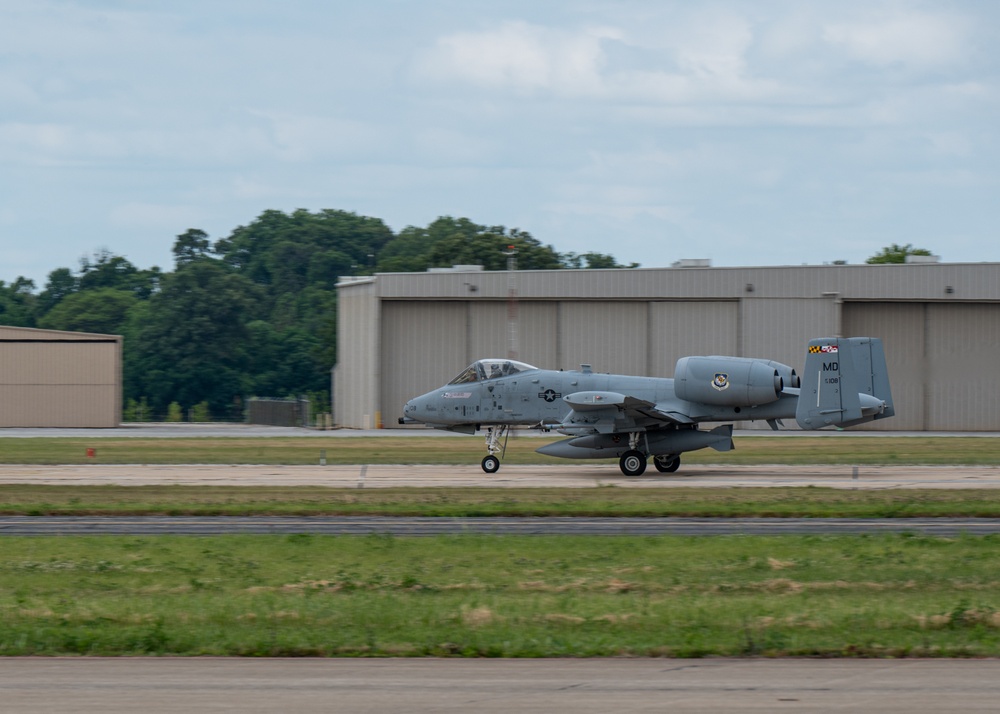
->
[2,434,999,658]
[2,533,999,657]
[1,435,999,465]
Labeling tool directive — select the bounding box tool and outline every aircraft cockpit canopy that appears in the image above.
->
[448,359,538,385]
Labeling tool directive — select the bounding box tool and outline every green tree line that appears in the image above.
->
[0,210,635,421]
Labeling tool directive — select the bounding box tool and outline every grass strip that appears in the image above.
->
[2,533,999,657]
[3,485,1000,517]
[1,436,999,465]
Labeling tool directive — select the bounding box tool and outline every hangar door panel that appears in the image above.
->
[649,302,738,377]
[559,302,647,375]
[467,303,508,361]
[842,303,925,430]
[926,303,1000,430]
[516,302,558,369]
[381,302,467,428]
[467,302,558,368]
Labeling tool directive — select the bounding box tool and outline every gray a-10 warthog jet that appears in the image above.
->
[399,337,894,476]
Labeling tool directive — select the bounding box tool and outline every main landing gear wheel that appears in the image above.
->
[654,454,681,473]
[619,450,647,476]
[481,455,500,473]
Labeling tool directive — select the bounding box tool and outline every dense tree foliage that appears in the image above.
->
[0,278,36,327]
[3,209,634,419]
[866,243,933,264]
[38,288,138,335]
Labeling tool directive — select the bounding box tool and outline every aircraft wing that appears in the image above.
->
[625,397,695,425]
[561,391,694,432]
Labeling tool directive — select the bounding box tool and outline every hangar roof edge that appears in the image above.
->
[0,325,122,340]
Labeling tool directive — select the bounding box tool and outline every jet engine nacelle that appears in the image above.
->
[674,356,786,407]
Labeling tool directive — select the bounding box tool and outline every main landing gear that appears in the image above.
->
[618,451,682,476]
[619,450,646,476]
[480,425,509,473]
[653,454,681,473]
[617,433,681,476]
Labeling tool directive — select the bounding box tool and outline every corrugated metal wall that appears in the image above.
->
[468,302,513,361]
[380,302,467,428]
[926,304,1000,431]
[741,298,838,367]
[650,302,738,377]
[842,303,925,430]
[559,302,648,374]
[843,302,1000,431]
[0,327,121,427]
[333,280,379,428]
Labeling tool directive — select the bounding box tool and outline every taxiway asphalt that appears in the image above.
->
[4,515,1000,536]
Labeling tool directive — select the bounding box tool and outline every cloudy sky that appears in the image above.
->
[2,0,998,286]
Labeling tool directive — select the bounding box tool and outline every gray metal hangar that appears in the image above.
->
[0,325,122,428]
[335,262,1000,432]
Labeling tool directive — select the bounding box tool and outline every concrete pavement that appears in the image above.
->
[1,657,998,713]
[1,462,998,489]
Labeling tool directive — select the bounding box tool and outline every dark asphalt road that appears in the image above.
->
[3,515,1000,536]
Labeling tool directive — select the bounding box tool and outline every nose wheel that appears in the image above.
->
[480,425,509,473]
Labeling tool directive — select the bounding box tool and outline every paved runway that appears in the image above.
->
[2,657,999,713]
[2,462,1000,488]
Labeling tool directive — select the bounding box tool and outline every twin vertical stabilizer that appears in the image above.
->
[795,337,894,430]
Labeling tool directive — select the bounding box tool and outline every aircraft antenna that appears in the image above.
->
[505,245,518,360]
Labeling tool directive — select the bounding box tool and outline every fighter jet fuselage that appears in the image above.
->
[400,338,894,476]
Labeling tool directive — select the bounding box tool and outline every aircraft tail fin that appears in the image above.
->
[795,337,894,430]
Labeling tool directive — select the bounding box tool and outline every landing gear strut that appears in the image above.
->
[618,432,648,476]
[481,425,509,473]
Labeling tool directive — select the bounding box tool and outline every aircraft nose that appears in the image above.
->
[402,395,429,422]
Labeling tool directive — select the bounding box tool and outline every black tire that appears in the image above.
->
[619,450,647,476]
[654,454,681,473]
[481,455,500,473]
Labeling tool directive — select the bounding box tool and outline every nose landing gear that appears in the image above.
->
[480,425,510,473]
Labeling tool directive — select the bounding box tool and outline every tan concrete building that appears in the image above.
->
[0,326,122,427]
[335,262,1000,432]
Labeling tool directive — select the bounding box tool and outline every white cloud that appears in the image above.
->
[823,10,970,68]
[664,9,754,79]
[415,20,618,96]
[414,13,790,106]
